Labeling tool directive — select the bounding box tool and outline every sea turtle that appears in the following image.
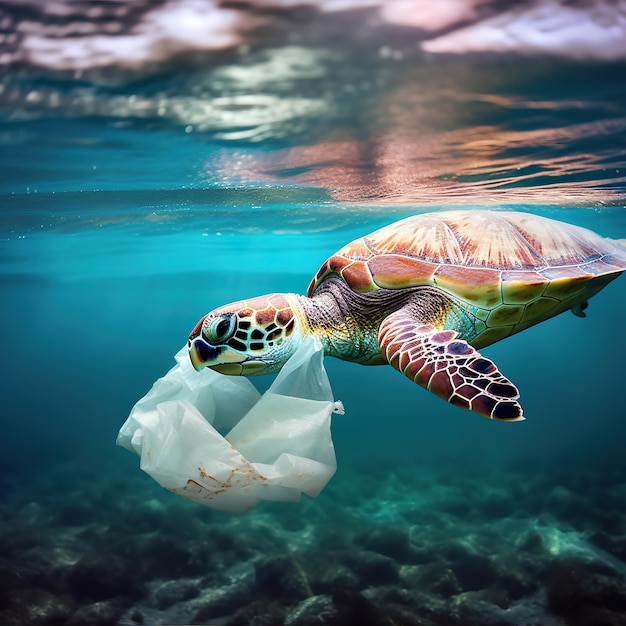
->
[188,210,626,421]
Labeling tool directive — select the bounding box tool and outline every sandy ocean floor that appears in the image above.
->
[2,453,626,626]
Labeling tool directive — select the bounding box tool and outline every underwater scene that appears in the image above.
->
[2,1,626,625]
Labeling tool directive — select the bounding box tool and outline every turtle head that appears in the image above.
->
[188,293,305,376]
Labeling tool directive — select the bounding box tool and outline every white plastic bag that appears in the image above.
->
[117,337,344,513]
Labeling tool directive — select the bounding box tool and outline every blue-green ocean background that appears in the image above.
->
[1,2,626,625]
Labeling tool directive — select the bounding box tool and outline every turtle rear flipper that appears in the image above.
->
[378,309,524,421]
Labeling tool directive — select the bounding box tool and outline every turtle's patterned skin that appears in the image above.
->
[189,211,626,421]
[188,293,297,375]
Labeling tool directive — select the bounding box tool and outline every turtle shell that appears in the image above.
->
[307,210,626,346]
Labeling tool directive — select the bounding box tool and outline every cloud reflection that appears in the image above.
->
[2,0,626,78]
[2,1,626,204]
[215,77,626,204]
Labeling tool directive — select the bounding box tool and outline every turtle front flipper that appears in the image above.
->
[378,309,524,421]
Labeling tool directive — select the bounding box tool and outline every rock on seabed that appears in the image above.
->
[1,460,626,626]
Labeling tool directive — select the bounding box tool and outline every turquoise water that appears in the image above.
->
[2,3,626,625]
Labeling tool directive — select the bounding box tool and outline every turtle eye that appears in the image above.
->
[202,313,237,344]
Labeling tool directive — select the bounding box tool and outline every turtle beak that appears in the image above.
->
[188,337,226,371]
[189,339,208,371]
[188,337,251,374]
[189,342,204,371]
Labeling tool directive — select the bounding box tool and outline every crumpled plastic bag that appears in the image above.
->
[117,337,344,513]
